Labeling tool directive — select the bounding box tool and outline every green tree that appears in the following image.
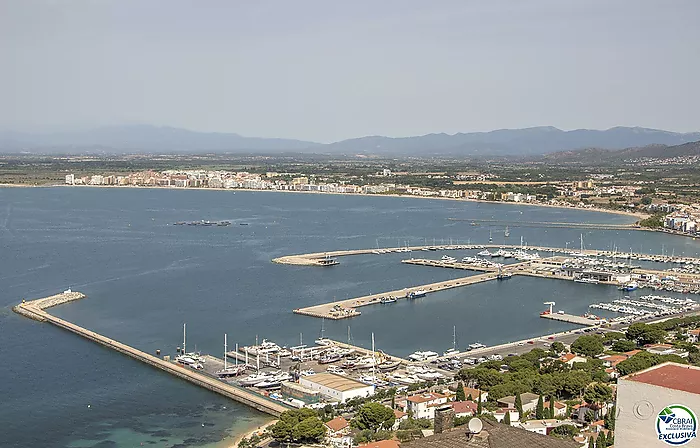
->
[515,392,524,420]
[602,332,626,343]
[477,391,483,415]
[571,335,605,357]
[597,431,607,448]
[550,424,578,439]
[626,323,667,345]
[270,409,325,444]
[269,420,293,444]
[467,393,473,401]
[458,367,503,389]
[455,382,466,401]
[504,410,511,425]
[564,370,592,397]
[588,434,595,448]
[550,342,565,354]
[352,402,396,431]
[584,383,613,405]
[605,405,616,430]
[611,339,636,352]
[396,430,413,442]
[292,417,326,444]
[536,394,544,419]
[616,351,687,376]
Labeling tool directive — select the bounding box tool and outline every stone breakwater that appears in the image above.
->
[12,290,86,321]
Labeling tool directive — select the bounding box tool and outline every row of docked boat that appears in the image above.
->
[173,220,232,226]
[459,256,503,269]
[175,352,206,370]
[639,294,698,306]
[589,302,652,316]
[238,370,293,389]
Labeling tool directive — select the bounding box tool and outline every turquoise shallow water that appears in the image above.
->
[1,187,699,448]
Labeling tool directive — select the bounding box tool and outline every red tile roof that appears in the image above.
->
[360,440,400,448]
[624,350,642,357]
[450,400,478,415]
[545,400,567,410]
[626,362,700,394]
[394,409,407,419]
[407,392,448,404]
[325,417,349,432]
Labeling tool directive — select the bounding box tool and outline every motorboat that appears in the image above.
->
[468,343,486,350]
[417,371,444,381]
[239,371,277,386]
[380,296,397,304]
[378,360,401,371]
[442,348,459,356]
[318,353,343,364]
[408,351,439,362]
[216,365,247,377]
[327,365,346,375]
[406,290,427,299]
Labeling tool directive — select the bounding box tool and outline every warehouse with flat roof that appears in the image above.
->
[299,372,375,403]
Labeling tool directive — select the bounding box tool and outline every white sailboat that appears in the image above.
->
[315,318,332,346]
[217,334,246,377]
[443,326,459,356]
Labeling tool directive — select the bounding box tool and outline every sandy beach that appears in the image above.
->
[8,182,649,220]
[224,419,277,448]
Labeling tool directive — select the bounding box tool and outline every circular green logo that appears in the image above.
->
[656,404,697,446]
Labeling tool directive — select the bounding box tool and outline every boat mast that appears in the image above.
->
[580,233,584,253]
[235,342,239,367]
[371,332,376,378]
[224,334,228,370]
[453,326,456,351]
[183,323,186,355]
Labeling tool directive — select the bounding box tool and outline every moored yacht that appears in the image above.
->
[406,290,427,299]
[239,371,277,386]
[408,350,439,362]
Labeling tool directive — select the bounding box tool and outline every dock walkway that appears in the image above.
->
[294,270,499,320]
[14,293,290,417]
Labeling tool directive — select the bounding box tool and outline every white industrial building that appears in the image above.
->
[298,373,374,403]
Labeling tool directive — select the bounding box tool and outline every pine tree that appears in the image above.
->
[607,432,614,447]
[456,382,466,401]
[515,393,524,421]
[548,398,555,419]
[467,394,473,401]
[477,391,483,415]
[391,394,395,409]
[588,435,595,448]
[605,406,616,430]
[536,394,544,419]
[504,410,511,425]
[597,431,606,448]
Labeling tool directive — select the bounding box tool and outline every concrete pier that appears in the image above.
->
[294,271,498,320]
[540,312,600,326]
[273,244,700,267]
[13,293,290,417]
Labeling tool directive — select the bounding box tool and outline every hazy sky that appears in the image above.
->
[2,1,699,142]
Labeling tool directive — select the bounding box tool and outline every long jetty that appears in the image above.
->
[13,292,290,417]
[273,243,700,267]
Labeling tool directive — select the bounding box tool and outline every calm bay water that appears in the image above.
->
[2,187,700,448]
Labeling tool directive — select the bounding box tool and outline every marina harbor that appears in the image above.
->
[287,242,700,323]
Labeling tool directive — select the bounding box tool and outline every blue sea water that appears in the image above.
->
[1,187,699,448]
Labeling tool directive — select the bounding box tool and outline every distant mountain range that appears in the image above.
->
[1,125,699,157]
[542,140,700,164]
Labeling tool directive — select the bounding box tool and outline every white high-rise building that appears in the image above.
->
[65,174,75,185]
